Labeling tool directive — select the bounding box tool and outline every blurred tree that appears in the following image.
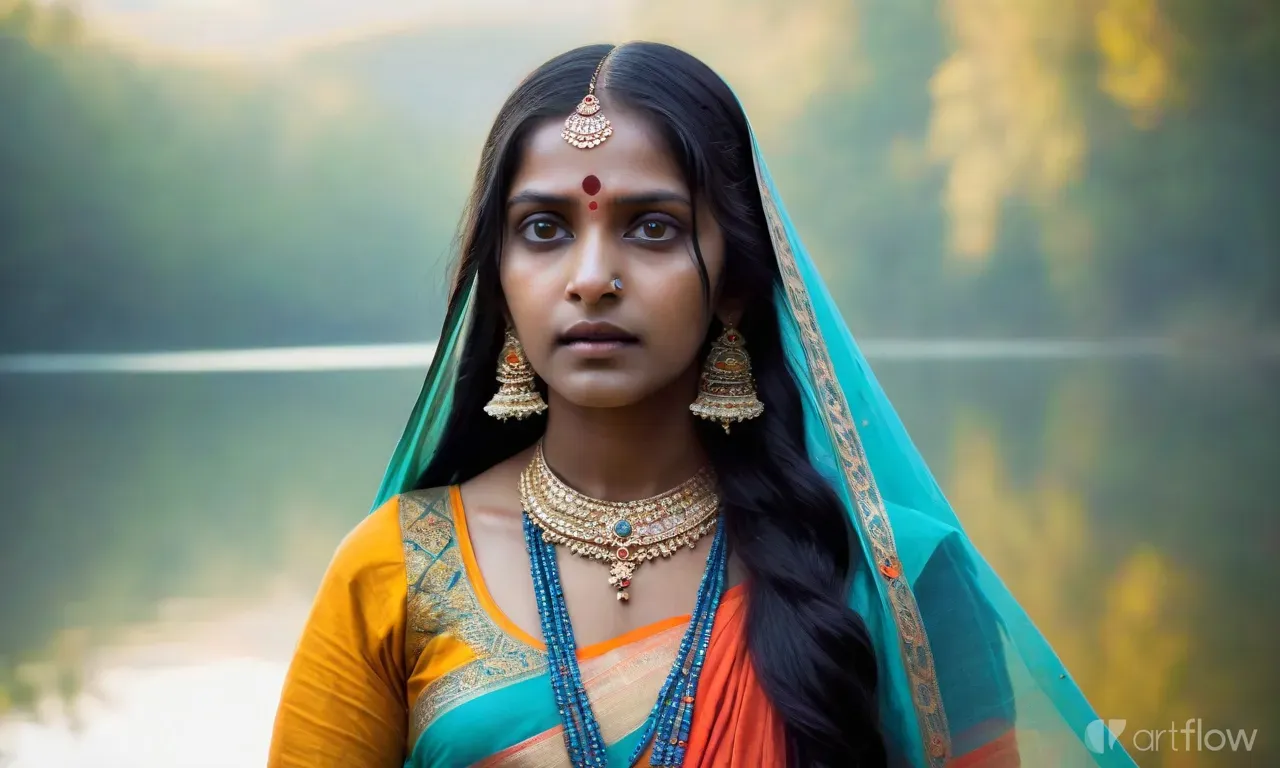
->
[2,0,1276,349]
[1,1,466,352]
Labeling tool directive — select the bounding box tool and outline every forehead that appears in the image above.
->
[511,108,685,195]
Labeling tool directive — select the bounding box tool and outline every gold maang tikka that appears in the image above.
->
[562,52,614,149]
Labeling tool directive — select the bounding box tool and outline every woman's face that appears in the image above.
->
[500,107,727,410]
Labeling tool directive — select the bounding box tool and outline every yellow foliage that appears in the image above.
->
[927,0,1181,264]
[620,0,864,141]
[1,0,82,47]
[1095,0,1180,128]
[1093,546,1193,725]
[928,0,1089,262]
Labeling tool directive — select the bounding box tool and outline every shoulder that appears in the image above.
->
[324,494,411,587]
[318,489,466,668]
[318,490,459,614]
[396,486,457,541]
[397,487,465,587]
[296,496,425,668]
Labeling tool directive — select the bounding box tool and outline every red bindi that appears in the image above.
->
[581,175,601,196]
[588,201,598,211]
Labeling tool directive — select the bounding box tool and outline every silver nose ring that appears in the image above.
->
[611,277,623,292]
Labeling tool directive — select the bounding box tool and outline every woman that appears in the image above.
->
[269,42,1138,768]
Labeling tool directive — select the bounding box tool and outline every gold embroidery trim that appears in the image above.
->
[752,157,952,765]
[399,489,548,751]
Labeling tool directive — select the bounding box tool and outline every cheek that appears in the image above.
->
[499,254,553,330]
[639,261,713,363]
[499,254,565,374]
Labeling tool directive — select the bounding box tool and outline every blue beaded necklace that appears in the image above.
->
[523,512,729,767]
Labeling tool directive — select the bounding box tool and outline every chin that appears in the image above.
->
[549,372,658,410]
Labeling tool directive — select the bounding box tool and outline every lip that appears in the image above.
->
[557,320,640,355]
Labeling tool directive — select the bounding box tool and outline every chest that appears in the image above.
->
[399,489,694,766]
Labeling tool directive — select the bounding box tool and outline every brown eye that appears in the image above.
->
[521,219,570,242]
[626,218,680,242]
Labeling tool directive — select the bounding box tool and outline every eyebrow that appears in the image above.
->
[506,190,692,208]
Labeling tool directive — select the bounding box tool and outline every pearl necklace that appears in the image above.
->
[519,443,721,602]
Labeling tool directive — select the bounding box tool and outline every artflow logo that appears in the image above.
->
[1087,718,1258,754]
[1086,719,1127,754]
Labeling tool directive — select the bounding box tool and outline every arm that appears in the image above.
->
[268,499,409,767]
[915,534,1021,767]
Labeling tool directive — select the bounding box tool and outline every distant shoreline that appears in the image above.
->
[2,337,1278,374]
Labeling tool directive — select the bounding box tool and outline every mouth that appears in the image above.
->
[557,321,640,355]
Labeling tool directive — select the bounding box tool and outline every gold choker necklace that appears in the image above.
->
[520,444,721,602]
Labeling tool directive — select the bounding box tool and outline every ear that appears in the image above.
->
[713,296,745,328]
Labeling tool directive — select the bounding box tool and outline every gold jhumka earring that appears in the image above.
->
[562,52,614,149]
[690,323,765,432]
[483,329,548,421]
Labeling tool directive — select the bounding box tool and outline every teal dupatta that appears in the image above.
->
[372,92,1139,768]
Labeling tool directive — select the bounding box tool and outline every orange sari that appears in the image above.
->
[658,589,785,767]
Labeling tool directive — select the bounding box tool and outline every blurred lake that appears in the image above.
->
[0,351,1275,767]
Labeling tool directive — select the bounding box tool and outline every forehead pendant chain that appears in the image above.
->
[563,53,614,149]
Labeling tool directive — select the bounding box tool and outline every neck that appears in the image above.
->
[539,374,706,501]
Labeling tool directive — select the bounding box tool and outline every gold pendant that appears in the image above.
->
[608,561,636,602]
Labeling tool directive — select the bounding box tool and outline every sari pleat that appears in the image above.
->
[677,588,785,767]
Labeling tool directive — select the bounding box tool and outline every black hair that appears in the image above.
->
[416,42,887,767]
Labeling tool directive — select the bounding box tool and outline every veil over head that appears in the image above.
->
[371,58,1138,768]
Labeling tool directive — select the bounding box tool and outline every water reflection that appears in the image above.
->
[0,370,421,767]
[0,358,1275,766]
[0,594,301,767]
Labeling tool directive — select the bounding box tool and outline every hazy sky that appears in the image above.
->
[78,0,627,57]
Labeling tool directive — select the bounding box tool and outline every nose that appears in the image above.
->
[564,229,620,305]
